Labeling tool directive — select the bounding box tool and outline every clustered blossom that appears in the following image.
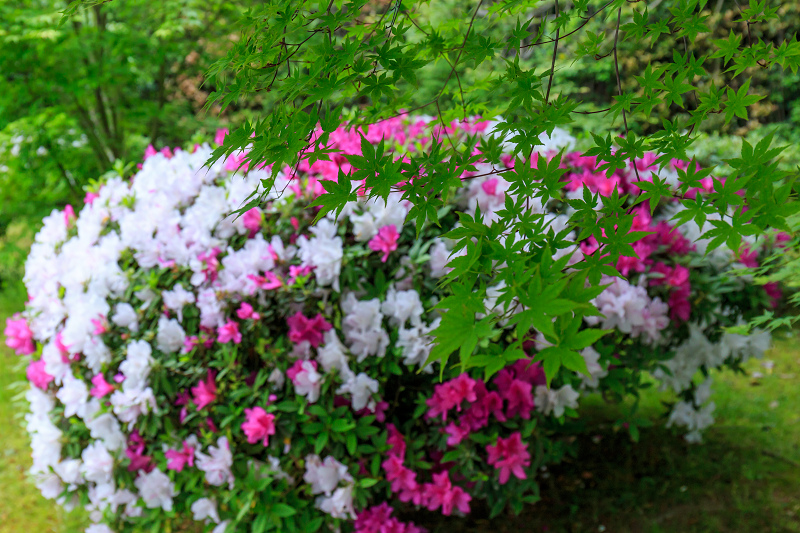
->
[381,424,471,516]
[9,118,779,532]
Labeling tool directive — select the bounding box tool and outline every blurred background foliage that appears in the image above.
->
[0,0,262,286]
[2,0,800,287]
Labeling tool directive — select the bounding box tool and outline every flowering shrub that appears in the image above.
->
[6,117,781,532]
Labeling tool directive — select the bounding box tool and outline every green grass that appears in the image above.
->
[1,281,799,532]
[0,283,88,533]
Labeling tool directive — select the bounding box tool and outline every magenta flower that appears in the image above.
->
[126,431,154,473]
[368,224,400,262]
[445,421,472,446]
[165,441,195,472]
[287,265,313,285]
[425,373,477,421]
[197,248,222,283]
[84,191,100,205]
[236,303,260,321]
[144,144,158,159]
[286,311,332,348]
[63,204,76,226]
[217,320,242,344]
[248,271,283,291]
[241,407,276,446]
[354,503,424,533]
[422,471,471,515]
[503,379,534,420]
[90,374,115,398]
[175,391,191,423]
[481,177,500,196]
[668,285,692,322]
[241,208,262,237]
[382,455,419,493]
[90,315,107,335]
[192,371,217,410]
[26,360,53,390]
[486,432,531,484]
[183,335,199,354]
[386,423,407,458]
[4,315,35,355]
[765,282,782,309]
[214,128,229,145]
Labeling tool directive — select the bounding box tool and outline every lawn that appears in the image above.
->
[1,278,798,533]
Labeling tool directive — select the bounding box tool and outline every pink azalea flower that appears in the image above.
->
[192,371,217,410]
[217,320,242,344]
[445,421,472,446]
[5,315,35,355]
[422,471,471,515]
[425,373,477,421]
[84,191,100,205]
[54,332,71,361]
[175,391,191,423]
[144,144,158,160]
[225,152,250,172]
[286,311,332,348]
[126,431,154,473]
[214,128,229,146]
[354,503,424,533]
[248,271,283,291]
[242,207,262,237]
[90,315,107,335]
[197,248,222,283]
[503,379,534,420]
[63,205,76,226]
[481,178,500,196]
[668,285,692,322]
[382,455,419,493]
[290,216,300,231]
[241,407,276,446]
[236,303,260,321]
[90,374,115,398]
[165,441,195,472]
[26,360,53,390]
[183,335,200,354]
[386,424,407,458]
[486,432,531,484]
[288,265,313,285]
[737,245,759,268]
[764,282,782,309]
[368,224,400,262]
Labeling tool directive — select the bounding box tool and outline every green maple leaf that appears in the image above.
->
[310,169,355,221]
[724,78,765,124]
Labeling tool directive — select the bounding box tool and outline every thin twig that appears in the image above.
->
[545,0,561,104]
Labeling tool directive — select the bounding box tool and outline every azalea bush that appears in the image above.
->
[6,118,781,532]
